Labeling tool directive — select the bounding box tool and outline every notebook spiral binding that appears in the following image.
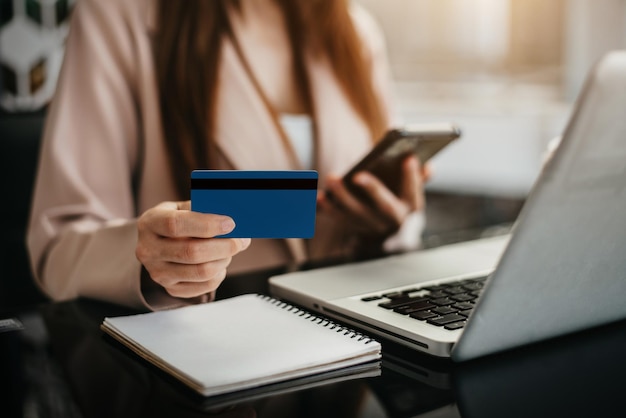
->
[257,294,377,344]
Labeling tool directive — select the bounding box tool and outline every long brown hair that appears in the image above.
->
[155,0,387,199]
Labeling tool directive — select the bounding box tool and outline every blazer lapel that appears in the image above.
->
[308,56,372,189]
[213,40,295,171]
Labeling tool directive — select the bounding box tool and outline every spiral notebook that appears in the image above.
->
[100,294,381,397]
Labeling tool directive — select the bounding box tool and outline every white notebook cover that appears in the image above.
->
[101,294,381,396]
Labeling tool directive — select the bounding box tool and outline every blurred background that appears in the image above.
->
[1,0,626,307]
[360,0,626,198]
[357,0,626,245]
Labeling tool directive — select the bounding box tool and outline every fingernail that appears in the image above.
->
[354,173,369,185]
[239,238,251,249]
[221,218,235,233]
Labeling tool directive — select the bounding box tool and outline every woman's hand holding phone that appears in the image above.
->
[318,154,430,244]
[318,123,458,253]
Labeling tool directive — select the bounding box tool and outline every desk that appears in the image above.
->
[2,289,625,418]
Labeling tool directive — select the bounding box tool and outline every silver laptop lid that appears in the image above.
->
[452,50,626,361]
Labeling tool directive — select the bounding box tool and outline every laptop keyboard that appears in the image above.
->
[360,276,488,331]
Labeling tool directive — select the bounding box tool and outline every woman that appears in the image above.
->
[27,0,428,310]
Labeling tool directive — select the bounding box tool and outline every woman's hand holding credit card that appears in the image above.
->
[135,200,252,299]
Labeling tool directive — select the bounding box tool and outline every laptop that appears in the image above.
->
[269,50,626,361]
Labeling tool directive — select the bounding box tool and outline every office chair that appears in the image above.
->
[0,108,48,312]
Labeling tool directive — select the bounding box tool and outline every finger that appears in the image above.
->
[146,203,236,238]
[400,155,422,202]
[152,200,191,211]
[421,162,433,183]
[317,192,347,221]
[177,200,191,210]
[316,191,330,212]
[317,190,341,214]
[150,257,232,285]
[326,176,392,233]
[160,237,251,264]
[164,268,229,298]
[318,194,381,235]
[400,156,425,212]
[352,171,408,222]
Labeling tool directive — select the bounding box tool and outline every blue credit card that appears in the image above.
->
[191,170,318,238]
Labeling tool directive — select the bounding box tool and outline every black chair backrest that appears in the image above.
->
[0,109,48,311]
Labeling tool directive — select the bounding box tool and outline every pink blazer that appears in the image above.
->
[27,0,397,309]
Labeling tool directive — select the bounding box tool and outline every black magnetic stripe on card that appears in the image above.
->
[191,178,318,190]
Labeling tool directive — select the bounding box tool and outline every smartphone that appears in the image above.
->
[343,122,461,198]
